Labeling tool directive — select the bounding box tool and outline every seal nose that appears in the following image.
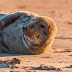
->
[22,27,28,32]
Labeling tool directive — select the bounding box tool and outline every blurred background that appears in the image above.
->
[0,0,72,51]
[0,0,72,15]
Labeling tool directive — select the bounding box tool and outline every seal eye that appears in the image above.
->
[40,24,45,28]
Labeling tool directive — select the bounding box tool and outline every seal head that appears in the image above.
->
[22,16,57,54]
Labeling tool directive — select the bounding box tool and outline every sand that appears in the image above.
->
[0,0,72,72]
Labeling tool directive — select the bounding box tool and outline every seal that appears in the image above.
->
[0,11,57,54]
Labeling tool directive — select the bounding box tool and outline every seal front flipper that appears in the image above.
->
[0,12,25,31]
[0,12,25,52]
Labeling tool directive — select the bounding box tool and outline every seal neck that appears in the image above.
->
[0,31,10,51]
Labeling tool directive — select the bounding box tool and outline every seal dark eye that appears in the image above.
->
[40,24,45,28]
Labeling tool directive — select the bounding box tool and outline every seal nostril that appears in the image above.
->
[23,27,28,31]
[37,36,39,38]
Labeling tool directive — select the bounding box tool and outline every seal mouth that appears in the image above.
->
[22,33,43,50]
[22,34,41,48]
[22,34,31,49]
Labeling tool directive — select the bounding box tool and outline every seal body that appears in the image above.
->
[0,11,57,54]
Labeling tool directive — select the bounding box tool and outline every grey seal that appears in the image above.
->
[0,11,57,54]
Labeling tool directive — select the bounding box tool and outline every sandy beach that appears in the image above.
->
[0,0,72,72]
